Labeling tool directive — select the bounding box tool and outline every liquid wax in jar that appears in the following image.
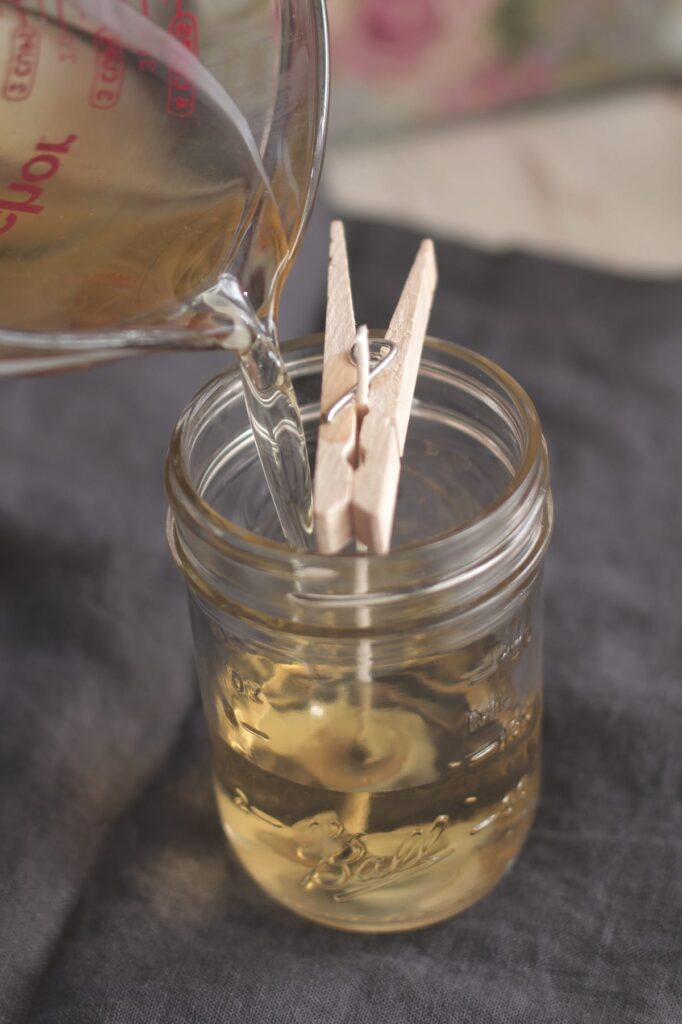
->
[196,415,542,930]
[207,649,541,932]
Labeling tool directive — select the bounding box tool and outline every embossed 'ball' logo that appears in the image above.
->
[299,815,452,902]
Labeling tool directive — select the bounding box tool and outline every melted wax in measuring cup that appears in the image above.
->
[0,0,314,548]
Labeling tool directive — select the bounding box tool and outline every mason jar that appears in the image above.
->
[165,335,553,933]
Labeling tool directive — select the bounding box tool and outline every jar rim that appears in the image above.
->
[165,335,550,581]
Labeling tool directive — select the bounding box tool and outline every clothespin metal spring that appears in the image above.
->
[322,339,398,425]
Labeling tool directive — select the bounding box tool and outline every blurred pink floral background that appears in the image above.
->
[328,0,681,141]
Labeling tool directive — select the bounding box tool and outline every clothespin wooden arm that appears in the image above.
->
[313,222,358,555]
[352,240,438,553]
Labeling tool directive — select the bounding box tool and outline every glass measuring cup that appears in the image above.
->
[0,0,329,375]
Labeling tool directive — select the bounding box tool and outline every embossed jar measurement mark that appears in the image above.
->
[233,788,283,829]
[226,667,264,705]
[220,696,271,742]
[220,663,270,743]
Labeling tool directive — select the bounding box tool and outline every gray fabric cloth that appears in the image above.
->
[1,218,680,1024]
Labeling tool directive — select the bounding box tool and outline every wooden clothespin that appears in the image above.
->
[314,222,438,554]
[313,221,359,554]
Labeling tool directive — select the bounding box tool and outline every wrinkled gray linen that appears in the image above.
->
[1,216,680,1023]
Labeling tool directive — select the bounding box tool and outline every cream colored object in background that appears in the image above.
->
[326,88,682,277]
[326,0,680,142]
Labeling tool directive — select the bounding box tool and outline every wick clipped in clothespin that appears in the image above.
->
[314,222,438,554]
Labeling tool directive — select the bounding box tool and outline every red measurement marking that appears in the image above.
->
[0,134,77,237]
[57,41,76,61]
[89,28,124,108]
[3,24,40,101]
[166,5,198,118]
[2,0,29,32]
[134,1,158,76]
[51,0,77,61]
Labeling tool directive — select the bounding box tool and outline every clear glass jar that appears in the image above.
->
[165,335,553,933]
